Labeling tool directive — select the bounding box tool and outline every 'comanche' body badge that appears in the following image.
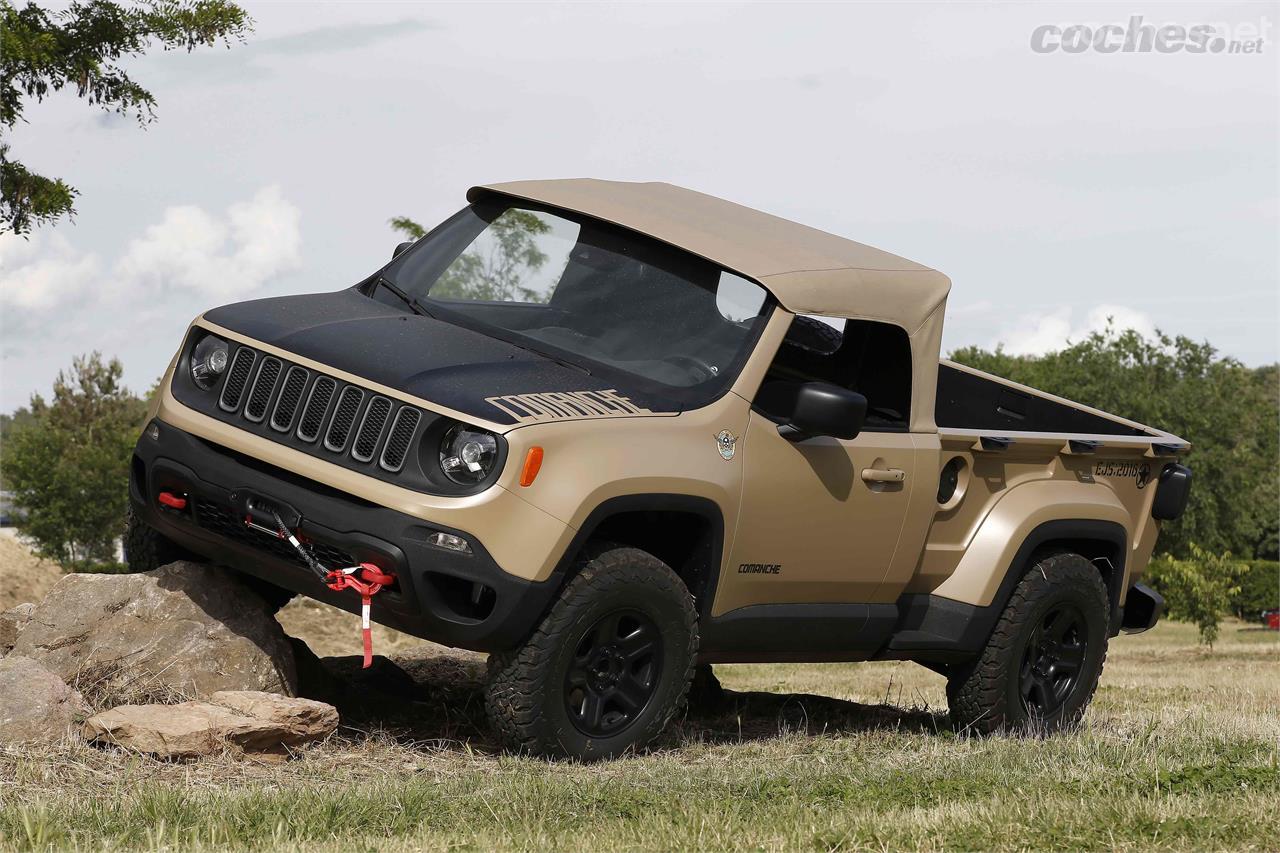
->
[716,430,737,460]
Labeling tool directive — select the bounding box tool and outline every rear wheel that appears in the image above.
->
[946,551,1109,735]
[484,544,698,760]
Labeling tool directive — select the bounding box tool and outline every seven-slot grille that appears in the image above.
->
[215,343,425,477]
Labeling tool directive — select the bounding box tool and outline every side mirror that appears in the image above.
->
[392,241,414,260]
[778,382,867,442]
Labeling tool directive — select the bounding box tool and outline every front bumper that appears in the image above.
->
[130,420,562,652]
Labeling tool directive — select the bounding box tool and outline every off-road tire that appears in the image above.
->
[124,508,197,572]
[947,550,1109,735]
[123,509,295,613]
[484,543,698,760]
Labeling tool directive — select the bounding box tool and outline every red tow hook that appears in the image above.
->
[325,563,397,668]
[157,491,188,511]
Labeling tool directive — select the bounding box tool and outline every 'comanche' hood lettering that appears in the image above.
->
[486,389,653,424]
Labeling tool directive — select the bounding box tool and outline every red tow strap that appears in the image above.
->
[324,563,397,668]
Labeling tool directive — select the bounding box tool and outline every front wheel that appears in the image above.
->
[947,550,1109,735]
[484,544,698,760]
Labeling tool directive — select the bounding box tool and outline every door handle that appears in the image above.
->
[862,467,906,483]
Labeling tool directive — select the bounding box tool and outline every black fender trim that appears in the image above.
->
[879,519,1129,662]
[549,493,726,618]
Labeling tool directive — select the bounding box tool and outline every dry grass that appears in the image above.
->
[1,609,1275,852]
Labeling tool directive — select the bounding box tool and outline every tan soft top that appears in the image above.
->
[468,179,950,334]
[469,179,951,431]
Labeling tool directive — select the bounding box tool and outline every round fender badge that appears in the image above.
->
[715,430,737,461]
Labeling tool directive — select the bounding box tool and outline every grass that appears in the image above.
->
[1,618,1276,852]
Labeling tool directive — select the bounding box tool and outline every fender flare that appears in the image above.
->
[931,479,1131,609]
[547,493,727,614]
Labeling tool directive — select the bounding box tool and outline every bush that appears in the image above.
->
[1231,560,1279,622]
[2,353,147,566]
[1145,545,1248,646]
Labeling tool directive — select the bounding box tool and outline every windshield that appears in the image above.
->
[383,202,772,406]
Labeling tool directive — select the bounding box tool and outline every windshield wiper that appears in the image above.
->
[501,336,593,376]
[376,277,435,318]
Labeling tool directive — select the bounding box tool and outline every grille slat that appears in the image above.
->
[270,366,309,432]
[218,347,256,412]
[243,357,282,423]
[379,407,421,472]
[352,396,392,462]
[324,386,364,452]
[296,375,336,443]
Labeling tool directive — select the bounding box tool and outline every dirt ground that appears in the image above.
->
[0,531,62,611]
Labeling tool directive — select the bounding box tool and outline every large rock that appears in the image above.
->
[0,655,92,744]
[0,603,36,655]
[12,562,298,701]
[83,691,338,758]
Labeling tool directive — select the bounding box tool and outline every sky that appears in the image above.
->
[1,1,1276,411]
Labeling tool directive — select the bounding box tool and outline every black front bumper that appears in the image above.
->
[130,420,560,652]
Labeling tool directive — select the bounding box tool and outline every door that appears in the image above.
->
[713,315,921,617]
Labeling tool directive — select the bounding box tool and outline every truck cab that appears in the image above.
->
[129,179,1191,759]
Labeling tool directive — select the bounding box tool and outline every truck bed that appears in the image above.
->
[934,359,1182,448]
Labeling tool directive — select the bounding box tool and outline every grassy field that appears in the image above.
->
[1,612,1276,852]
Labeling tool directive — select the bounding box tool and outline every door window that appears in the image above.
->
[754,315,913,431]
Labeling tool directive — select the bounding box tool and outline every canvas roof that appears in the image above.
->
[467,178,951,336]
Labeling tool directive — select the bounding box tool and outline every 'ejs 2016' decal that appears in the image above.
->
[485,389,654,424]
[1094,460,1153,489]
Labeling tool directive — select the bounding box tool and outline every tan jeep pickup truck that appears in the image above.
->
[127,179,1192,759]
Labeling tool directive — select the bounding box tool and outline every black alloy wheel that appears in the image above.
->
[1019,603,1088,718]
[946,550,1109,735]
[484,543,698,760]
[564,609,663,737]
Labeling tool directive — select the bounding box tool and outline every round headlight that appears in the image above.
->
[439,423,499,485]
[190,335,229,390]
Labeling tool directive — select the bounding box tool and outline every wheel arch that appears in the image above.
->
[549,494,726,617]
[931,479,1131,611]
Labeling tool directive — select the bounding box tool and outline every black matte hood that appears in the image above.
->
[202,290,678,426]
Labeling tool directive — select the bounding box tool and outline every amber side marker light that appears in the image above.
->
[520,447,544,487]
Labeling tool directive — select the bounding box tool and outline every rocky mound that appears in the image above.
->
[11,561,300,702]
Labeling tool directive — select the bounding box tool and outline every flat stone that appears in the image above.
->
[84,692,337,759]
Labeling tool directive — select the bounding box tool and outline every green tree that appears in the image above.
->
[3,353,147,564]
[951,327,1279,560]
[1145,545,1248,646]
[1,0,252,234]
[389,216,426,240]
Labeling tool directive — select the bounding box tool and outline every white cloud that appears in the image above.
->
[994,304,1157,355]
[0,187,302,390]
[0,231,100,315]
[113,186,301,300]
[1,187,300,326]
